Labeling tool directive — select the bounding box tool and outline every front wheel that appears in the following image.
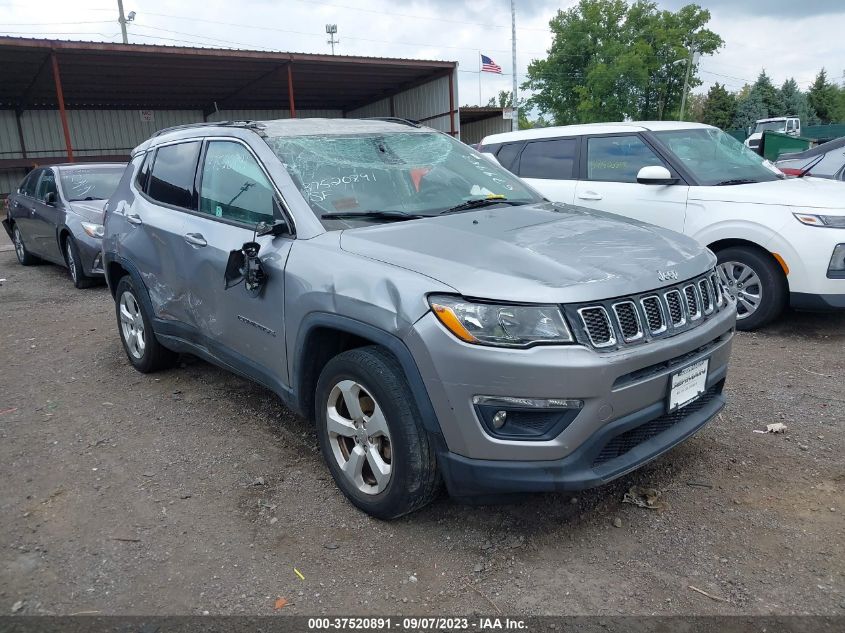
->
[64,236,96,289]
[114,276,179,373]
[315,346,440,520]
[716,246,787,331]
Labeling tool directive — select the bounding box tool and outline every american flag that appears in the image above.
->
[480,54,502,74]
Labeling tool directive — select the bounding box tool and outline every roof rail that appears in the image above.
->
[151,120,264,137]
[363,117,422,128]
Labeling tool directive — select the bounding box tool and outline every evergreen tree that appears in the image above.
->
[732,88,767,130]
[808,68,840,124]
[700,82,736,129]
[779,78,815,125]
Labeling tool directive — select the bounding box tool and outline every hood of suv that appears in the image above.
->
[339,202,714,304]
[68,200,107,223]
[690,177,845,209]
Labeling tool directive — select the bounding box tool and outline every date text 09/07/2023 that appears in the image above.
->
[307,617,528,630]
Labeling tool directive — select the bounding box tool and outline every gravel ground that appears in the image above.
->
[0,229,843,617]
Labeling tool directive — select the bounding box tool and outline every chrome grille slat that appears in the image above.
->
[684,284,702,321]
[699,279,714,314]
[664,289,686,327]
[578,306,616,348]
[640,295,667,334]
[612,301,643,342]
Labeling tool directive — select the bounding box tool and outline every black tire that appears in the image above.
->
[114,275,179,373]
[716,245,787,331]
[315,346,441,520]
[11,223,38,266]
[63,235,96,289]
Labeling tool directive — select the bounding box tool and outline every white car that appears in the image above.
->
[480,121,845,329]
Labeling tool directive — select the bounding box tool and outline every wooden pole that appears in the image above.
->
[287,63,296,118]
[50,52,73,162]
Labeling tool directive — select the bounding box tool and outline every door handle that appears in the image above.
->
[125,213,143,225]
[577,191,603,201]
[183,233,207,247]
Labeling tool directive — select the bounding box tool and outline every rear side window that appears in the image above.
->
[36,169,57,201]
[586,135,665,183]
[518,139,577,180]
[495,143,523,172]
[147,142,201,209]
[136,152,152,191]
[199,141,275,225]
[21,170,40,197]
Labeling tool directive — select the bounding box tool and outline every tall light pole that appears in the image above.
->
[117,0,129,44]
[510,0,518,131]
[326,24,339,55]
[679,46,699,121]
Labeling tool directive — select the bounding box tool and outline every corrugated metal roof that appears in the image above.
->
[0,36,457,111]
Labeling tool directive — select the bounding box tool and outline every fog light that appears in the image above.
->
[828,244,845,278]
[472,395,583,441]
[492,410,507,429]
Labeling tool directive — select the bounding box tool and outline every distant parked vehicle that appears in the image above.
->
[480,121,845,330]
[744,116,801,153]
[2,163,125,288]
[775,136,845,180]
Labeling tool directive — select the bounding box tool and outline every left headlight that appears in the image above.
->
[80,222,105,238]
[428,295,573,347]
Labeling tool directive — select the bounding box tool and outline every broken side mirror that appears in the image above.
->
[224,241,267,296]
[255,218,290,237]
[44,191,57,206]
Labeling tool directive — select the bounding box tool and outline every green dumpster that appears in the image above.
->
[761,131,813,161]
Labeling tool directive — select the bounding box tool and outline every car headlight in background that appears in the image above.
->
[80,222,105,238]
[429,295,573,347]
[793,213,845,228]
[828,244,845,278]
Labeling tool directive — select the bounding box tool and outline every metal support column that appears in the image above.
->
[50,52,74,162]
[287,64,296,118]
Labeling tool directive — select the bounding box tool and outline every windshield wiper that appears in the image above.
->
[321,210,424,221]
[714,179,758,186]
[439,197,525,215]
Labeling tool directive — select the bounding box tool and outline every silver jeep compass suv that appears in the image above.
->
[103,119,736,519]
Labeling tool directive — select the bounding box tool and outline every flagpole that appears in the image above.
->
[478,51,482,106]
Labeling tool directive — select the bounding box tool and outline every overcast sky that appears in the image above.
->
[2,0,844,111]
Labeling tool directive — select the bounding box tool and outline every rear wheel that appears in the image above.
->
[12,224,38,266]
[64,236,96,289]
[716,246,786,330]
[315,346,440,520]
[114,276,178,373]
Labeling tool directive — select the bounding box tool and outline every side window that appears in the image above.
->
[518,138,577,180]
[136,151,152,191]
[495,142,523,172]
[147,141,201,209]
[587,135,665,183]
[21,170,40,197]
[198,141,275,225]
[36,169,57,201]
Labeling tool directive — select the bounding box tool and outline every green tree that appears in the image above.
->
[732,87,766,130]
[751,70,783,117]
[700,82,736,129]
[522,0,722,124]
[808,68,840,124]
[779,77,816,124]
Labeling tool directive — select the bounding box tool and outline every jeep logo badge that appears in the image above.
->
[657,269,679,282]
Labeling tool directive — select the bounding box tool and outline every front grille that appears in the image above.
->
[684,284,701,320]
[640,296,666,334]
[613,301,642,341]
[665,290,685,326]
[699,279,713,314]
[578,307,615,347]
[592,385,720,467]
[565,270,728,351]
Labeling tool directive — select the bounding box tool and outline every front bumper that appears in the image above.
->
[73,230,105,276]
[438,373,725,496]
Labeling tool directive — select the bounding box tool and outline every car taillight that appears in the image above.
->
[780,167,804,177]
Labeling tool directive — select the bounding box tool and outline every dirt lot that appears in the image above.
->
[1,229,843,617]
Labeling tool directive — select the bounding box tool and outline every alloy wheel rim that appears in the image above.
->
[119,290,146,359]
[718,261,762,319]
[13,228,24,262]
[326,379,392,495]
[66,243,77,282]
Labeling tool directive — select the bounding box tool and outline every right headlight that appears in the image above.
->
[428,295,573,347]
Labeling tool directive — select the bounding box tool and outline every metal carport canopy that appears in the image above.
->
[0,36,456,113]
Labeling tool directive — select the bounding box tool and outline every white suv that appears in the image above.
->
[480,121,845,329]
